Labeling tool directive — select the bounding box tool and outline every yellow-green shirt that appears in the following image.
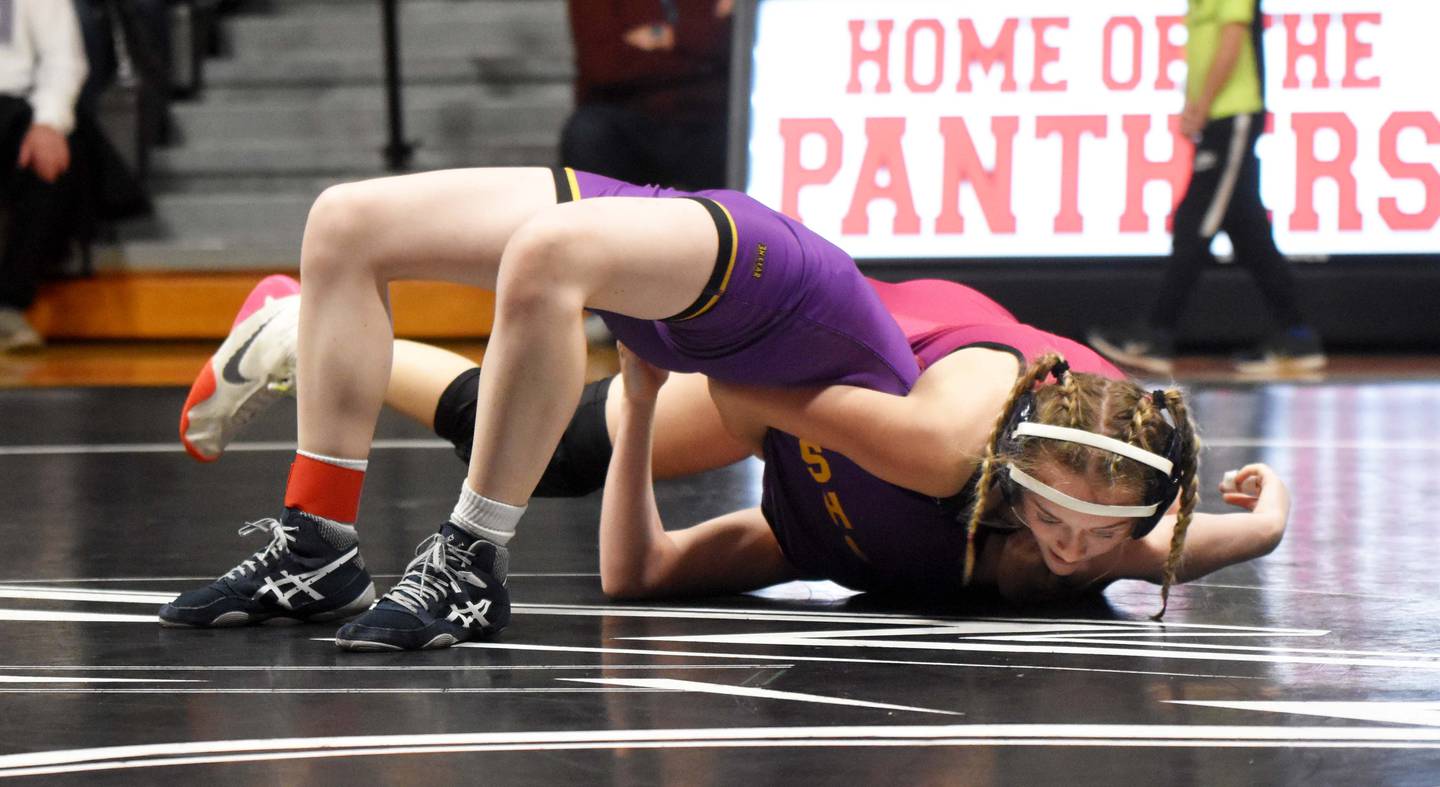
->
[1186,0,1264,118]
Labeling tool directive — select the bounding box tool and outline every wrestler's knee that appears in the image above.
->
[301,181,386,279]
[496,209,590,316]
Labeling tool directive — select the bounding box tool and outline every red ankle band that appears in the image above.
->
[284,453,366,523]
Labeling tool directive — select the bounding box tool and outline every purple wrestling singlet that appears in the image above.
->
[556,168,918,395]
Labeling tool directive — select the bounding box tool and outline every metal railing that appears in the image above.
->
[379,0,414,171]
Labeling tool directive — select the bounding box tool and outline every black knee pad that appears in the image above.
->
[535,376,615,497]
[433,370,615,498]
[434,367,483,464]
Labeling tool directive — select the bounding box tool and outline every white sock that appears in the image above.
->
[449,481,526,546]
[296,449,368,472]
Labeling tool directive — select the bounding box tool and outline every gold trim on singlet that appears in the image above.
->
[551,166,581,203]
[667,197,739,322]
[549,167,738,323]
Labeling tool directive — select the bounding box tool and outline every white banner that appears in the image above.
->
[743,0,1440,259]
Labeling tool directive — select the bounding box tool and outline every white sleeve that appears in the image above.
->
[24,0,89,135]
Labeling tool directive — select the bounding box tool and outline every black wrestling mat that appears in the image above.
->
[1,381,1437,784]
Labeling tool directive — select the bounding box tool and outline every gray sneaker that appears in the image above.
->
[0,307,43,353]
[1088,324,1175,375]
[1233,326,1327,375]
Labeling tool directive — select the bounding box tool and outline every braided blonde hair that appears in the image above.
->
[1151,388,1202,619]
[962,353,1201,619]
[962,354,1068,584]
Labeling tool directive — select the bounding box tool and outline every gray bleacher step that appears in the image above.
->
[225,3,568,57]
[240,0,560,13]
[202,53,573,88]
[149,137,561,177]
[233,0,562,20]
[93,241,302,272]
[122,0,574,270]
[147,173,377,195]
[116,192,315,247]
[192,77,568,107]
[169,86,572,141]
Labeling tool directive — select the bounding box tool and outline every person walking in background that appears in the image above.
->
[1089,0,1325,376]
[561,0,733,190]
[0,0,88,351]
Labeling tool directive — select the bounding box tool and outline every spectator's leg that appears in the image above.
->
[0,98,45,311]
[1221,114,1305,331]
[659,120,728,190]
[559,103,652,184]
[0,170,69,311]
[1148,118,1229,334]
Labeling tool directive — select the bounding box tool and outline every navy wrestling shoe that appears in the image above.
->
[334,523,511,651]
[158,509,375,627]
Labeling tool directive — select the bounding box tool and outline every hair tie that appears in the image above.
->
[1151,389,1168,412]
[1051,360,1071,382]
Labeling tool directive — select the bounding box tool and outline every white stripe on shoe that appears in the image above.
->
[255,547,361,611]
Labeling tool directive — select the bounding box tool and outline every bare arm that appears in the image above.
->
[614,371,755,480]
[1182,21,1249,137]
[1113,464,1290,584]
[600,346,796,599]
[26,0,88,136]
[18,0,87,182]
[385,338,750,474]
[708,347,1019,498]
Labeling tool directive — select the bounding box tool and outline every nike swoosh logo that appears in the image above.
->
[223,315,279,385]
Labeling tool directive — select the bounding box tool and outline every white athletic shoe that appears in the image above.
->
[179,275,301,462]
[0,307,43,353]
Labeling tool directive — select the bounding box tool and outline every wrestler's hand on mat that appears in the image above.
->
[617,342,669,404]
[1219,464,1289,519]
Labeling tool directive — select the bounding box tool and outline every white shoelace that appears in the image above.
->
[223,519,297,580]
[227,360,297,433]
[265,371,296,395]
[382,534,482,614]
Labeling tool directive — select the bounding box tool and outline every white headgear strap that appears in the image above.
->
[1013,422,1174,475]
[1008,466,1160,518]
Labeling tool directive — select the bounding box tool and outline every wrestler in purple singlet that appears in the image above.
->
[557,169,1123,596]
[555,168,918,395]
[762,280,1125,598]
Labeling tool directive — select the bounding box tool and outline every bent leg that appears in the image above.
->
[387,339,479,431]
[467,196,721,505]
[431,360,750,493]
[295,167,559,459]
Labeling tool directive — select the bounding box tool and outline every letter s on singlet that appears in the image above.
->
[800,440,831,483]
